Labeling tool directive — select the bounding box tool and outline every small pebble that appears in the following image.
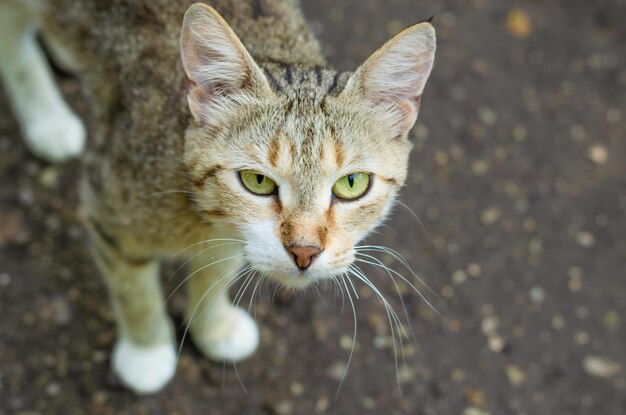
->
[91,350,107,364]
[315,396,329,413]
[326,361,347,380]
[575,331,590,345]
[523,218,537,232]
[362,397,377,409]
[602,310,620,331]
[528,238,542,254]
[463,408,491,415]
[290,382,304,396]
[452,269,468,285]
[582,356,622,378]
[471,58,489,75]
[568,271,583,292]
[448,319,462,332]
[441,285,455,298]
[505,365,527,387]
[488,336,506,353]
[464,386,486,406]
[435,151,450,167]
[481,304,494,316]
[575,231,595,248]
[339,335,354,351]
[481,316,499,335]
[39,167,60,188]
[551,314,565,330]
[0,210,23,247]
[587,144,608,164]
[373,335,391,349]
[512,125,528,141]
[0,273,11,287]
[467,263,483,278]
[414,124,429,140]
[50,296,72,326]
[478,107,498,126]
[506,8,533,39]
[481,206,501,225]
[273,400,293,415]
[529,286,545,303]
[472,160,489,176]
[451,368,466,381]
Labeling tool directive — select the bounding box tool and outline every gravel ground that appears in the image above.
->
[1,0,625,414]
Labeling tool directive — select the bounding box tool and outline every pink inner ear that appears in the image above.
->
[397,99,419,132]
[187,84,208,123]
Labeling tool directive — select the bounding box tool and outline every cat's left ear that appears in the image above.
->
[343,21,436,136]
[180,3,272,125]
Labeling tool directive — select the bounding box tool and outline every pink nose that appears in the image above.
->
[286,245,322,270]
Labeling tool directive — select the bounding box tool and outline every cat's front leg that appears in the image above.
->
[0,1,85,163]
[88,224,176,394]
[185,243,259,362]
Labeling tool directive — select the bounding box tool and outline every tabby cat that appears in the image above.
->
[0,0,436,394]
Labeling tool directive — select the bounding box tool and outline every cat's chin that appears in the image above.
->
[258,268,349,291]
[272,275,318,290]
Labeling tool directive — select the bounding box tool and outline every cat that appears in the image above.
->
[0,0,436,394]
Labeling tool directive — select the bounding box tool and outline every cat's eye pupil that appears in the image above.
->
[348,174,355,187]
[256,174,264,184]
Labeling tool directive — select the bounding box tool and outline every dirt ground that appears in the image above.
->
[1,0,625,414]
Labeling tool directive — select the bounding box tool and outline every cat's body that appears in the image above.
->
[0,0,435,394]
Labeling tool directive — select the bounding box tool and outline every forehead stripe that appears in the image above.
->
[282,63,294,85]
[263,68,283,92]
[268,133,281,168]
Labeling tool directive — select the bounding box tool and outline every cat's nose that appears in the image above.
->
[286,245,322,270]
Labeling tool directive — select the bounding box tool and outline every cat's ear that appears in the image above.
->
[343,22,436,136]
[180,3,271,124]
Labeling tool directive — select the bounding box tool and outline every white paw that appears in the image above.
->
[23,110,85,163]
[112,338,177,395]
[192,307,259,362]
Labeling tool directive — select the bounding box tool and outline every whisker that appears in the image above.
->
[355,245,437,297]
[355,253,424,361]
[166,241,243,284]
[335,274,358,400]
[396,200,434,244]
[233,358,248,394]
[348,265,405,390]
[354,255,442,318]
[233,271,257,310]
[313,282,327,306]
[166,254,245,303]
[177,264,251,361]
[248,273,264,315]
[332,275,346,314]
[170,238,245,258]
[140,189,195,199]
[345,273,360,300]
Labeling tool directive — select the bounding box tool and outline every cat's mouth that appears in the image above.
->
[244,251,354,290]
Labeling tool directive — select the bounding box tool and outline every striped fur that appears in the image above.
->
[0,0,436,393]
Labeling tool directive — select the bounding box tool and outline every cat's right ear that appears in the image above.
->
[180,3,271,125]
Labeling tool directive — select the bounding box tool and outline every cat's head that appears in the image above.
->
[180,4,435,288]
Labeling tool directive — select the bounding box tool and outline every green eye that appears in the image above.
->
[332,173,370,200]
[239,171,277,195]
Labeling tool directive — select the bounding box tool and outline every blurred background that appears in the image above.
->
[1,0,624,414]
